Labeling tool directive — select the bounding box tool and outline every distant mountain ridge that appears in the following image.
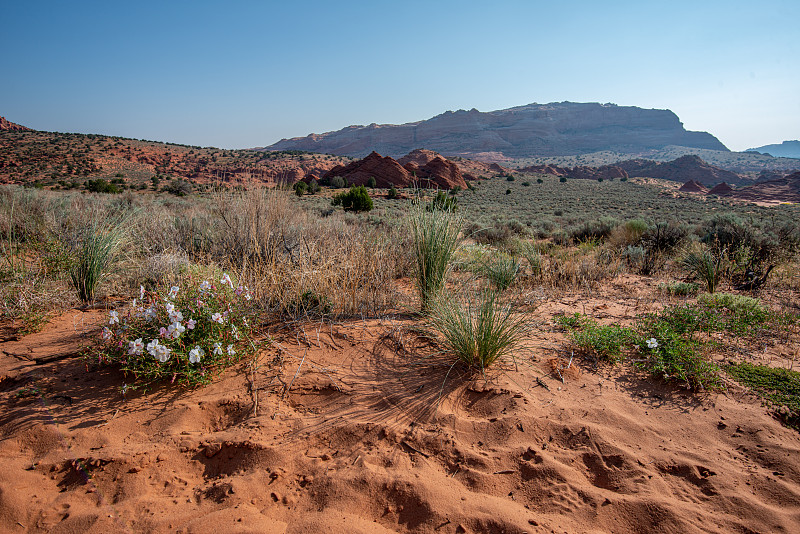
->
[265,102,728,158]
[746,140,800,159]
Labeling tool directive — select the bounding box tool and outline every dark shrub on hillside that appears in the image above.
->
[329,175,347,189]
[332,185,373,212]
[569,216,618,243]
[428,191,457,212]
[86,178,120,194]
[294,181,308,196]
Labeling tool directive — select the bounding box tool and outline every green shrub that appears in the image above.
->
[294,181,308,196]
[95,275,255,389]
[506,175,515,182]
[86,178,120,194]
[387,185,398,199]
[559,177,567,183]
[366,176,377,188]
[332,185,373,212]
[329,175,347,189]
[307,179,320,194]
[426,288,527,371]
[536,178,543,184]
[569,320,637,362]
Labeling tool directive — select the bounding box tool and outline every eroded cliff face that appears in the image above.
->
[0,117,30,131]
[266,102,728,158]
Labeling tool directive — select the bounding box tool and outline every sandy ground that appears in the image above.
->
[1,281,800,534]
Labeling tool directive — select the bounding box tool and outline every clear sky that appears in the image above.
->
[1,0,797,151]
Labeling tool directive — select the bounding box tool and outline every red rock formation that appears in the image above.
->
[724,172,800,204]
[678,180,709,193]
[0,117,30,131]
[708,182,734,196]
[517,163,627,180]
[318,150,467,190]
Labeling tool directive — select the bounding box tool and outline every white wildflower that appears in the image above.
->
[168,286,179,299]
[168,321,186,339]
[101,327,113,340]
[168,309,184,323]
[127,338,144,355]
[109,310,119,325]
[227,344,236,356]
[139,285,146,300]
[211,312,224,324]
[187,318,196,330]
[646,338,659,349]
[146,339,161,357]
[143,307,157,322]
[220,273,233,288]
[188,346,204,364]
[212,342,223,356]
[155,345,171,363]
[199,280,211,292]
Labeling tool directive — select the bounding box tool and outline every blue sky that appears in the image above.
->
[1,0,797,151]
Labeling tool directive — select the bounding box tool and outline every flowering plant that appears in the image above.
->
[94,273,255,389]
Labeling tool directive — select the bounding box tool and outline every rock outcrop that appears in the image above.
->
[318,150,467,190]
[724,171,800,204]
[746,140,800,159]
[708,182,734,196]
[265,102,728,158]
[0,117,30,131]
[618,155,741,185]
[517,163,628,181]
[679,180,709,193]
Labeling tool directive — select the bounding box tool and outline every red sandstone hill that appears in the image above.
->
[318,150,468,190]
[617,155,742,186]
[678,180,709,194]
[0,117,30,131]
[725,171,800,204]
[707,182,734,196]
[517,163,628,181]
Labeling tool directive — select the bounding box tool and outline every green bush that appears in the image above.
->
[95,275,255,389]
[559,177,567,183]
[86,178,120,194]
[387,185,398,199]
[658,281,700,296]
[329,175,347,189]
[366,176,377,188]
[294,181,308,196]
[307,179,320,194]
[332,185,373,212]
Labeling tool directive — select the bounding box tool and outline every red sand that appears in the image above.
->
[2,292,800,533]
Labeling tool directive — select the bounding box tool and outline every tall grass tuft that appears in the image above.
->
[70,217,128,303]
[409,201,463,311]
[479,252,520,291]
[426,288,527,371]
[682,247,723,294]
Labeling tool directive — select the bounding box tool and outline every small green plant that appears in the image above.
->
[332,185,373,212]
[426,288,527,371]
[366,176,377,189]
[70,217,128,303]
[559,176,567,183]
[409,201,463,311]
[726,363,800,429]
[506,175,515,182]
[567,318,637,362]
[294,181,308,196]
[86,178,120,194]
[536,178,543,184]
[635,322,720,391]
[658,281,700,296]
[387,185,398,199]
[95,274,255,389]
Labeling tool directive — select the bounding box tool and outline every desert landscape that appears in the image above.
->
[2,107,800,532]
[2,2,800,532]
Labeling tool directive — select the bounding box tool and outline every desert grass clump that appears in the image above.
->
[70,216,129,303]
[409,201,463,311]
[478,252,521,291]
[426,288,527,371]
[682,246,723,293]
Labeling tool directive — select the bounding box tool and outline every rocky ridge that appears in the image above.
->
[0,117,30,131]
[266,102,728,158]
